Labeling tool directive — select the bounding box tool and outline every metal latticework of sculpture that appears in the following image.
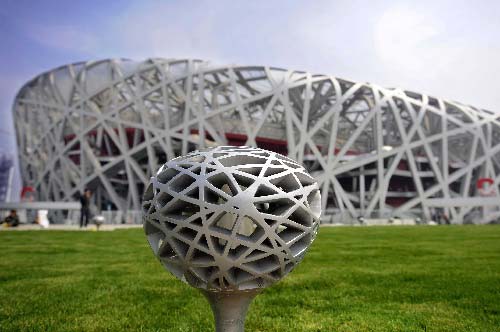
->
[13,58,500,224]
[142,146,321,332]
[142,146,321,291]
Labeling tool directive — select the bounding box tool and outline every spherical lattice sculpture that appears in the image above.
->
[142,146,321,331]
[142,146,321,332]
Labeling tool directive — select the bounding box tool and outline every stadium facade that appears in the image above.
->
[0,153,14,202]
[13,58,500,224]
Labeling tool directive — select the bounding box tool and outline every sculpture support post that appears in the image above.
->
[202,290,261,332]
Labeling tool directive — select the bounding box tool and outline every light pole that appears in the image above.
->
[142,146,321,331]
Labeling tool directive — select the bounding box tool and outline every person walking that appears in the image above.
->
[79,189,92,228]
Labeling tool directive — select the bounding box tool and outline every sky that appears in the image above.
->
[1,0,500,199]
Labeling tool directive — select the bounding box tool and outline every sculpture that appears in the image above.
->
[142,146,321,331]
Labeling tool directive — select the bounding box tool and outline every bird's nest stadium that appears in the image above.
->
[12,58,500,224]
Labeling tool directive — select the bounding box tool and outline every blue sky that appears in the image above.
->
[1,0,500,198]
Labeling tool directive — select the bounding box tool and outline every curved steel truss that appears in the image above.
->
[13,58,500,223]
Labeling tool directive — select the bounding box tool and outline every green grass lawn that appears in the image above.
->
[0,226,499,332]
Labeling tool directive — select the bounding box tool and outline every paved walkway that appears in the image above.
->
[0,224,142,231]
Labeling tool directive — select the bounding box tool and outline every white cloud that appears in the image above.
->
[101,1,228,63]
[374,6,442,74]
[27,24,100,55]
[371,4,500,110]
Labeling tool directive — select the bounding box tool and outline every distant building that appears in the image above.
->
[12,59,500,223]
[0,153,14,202]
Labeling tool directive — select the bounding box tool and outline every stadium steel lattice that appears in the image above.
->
[13,58,500,224]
